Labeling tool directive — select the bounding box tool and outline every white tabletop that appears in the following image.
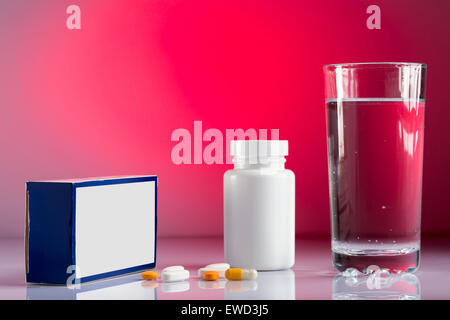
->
[1,237,450,300]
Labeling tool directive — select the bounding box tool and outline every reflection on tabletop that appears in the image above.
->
[225,269,295,300]
[26,269,296,300]
[332,271,420,300]
[26,267,420,300]
[27,274,156,300]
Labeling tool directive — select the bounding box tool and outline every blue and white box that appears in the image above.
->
[26,175,157,285]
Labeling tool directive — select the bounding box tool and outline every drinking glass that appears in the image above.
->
[323,62,426,273]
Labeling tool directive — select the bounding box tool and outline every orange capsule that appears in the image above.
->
[225,268,257,280]
[141,270,159,280]
[203,271,219,281]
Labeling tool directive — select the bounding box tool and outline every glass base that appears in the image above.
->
[332,249,420,274]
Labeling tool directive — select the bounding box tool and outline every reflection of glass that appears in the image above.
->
[332,272,421,300]
[323,63,426,273]
[27,274,156,300]
[225,270,295,300]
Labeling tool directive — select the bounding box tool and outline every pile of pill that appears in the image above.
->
[198,263,258,281]
[141,263,258,287]
[141,265,190,283]
[198,263,230,279]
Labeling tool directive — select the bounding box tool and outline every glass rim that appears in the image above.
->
[324,62,427,69]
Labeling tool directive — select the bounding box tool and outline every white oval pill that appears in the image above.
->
[205,263,230,269]
[162,265,185,273]
[161,269,190,283]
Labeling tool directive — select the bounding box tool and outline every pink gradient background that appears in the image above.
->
[1,1,449,238]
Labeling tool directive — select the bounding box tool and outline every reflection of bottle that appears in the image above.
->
[225,269,295,300]
[332,272,420,300]
[224,140,295,270]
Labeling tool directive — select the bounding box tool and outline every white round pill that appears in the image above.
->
[162,265,185,273]
[205,263,230,269]
[161,269,190,283]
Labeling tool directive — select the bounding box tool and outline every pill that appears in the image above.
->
[203,271,219,281]
[141,270,159,280]
[162,265,185,273]
[225,268,258,281]
[161,269,190,283]
[205,263,230,269]
[198,263,229,278]
[198,267,226,278]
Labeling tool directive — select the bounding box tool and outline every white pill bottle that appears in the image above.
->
[224,140,295,270]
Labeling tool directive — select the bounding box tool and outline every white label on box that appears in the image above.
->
[75,181,155,278]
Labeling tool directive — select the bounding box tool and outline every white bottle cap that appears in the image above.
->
[230,140,288,157]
